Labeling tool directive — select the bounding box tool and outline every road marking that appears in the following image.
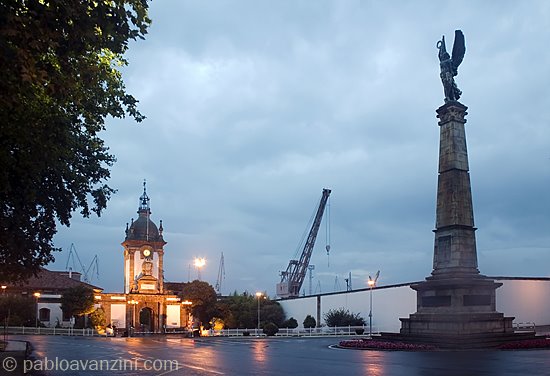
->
[155,363,225,376]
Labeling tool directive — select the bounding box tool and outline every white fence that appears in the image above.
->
[2,325,377,337]
[2,326,99,336]
[207,325,378,337]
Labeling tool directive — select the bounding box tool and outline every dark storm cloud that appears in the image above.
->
[53,1,550,295]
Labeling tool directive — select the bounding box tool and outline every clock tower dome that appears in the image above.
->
[122,181,166,294]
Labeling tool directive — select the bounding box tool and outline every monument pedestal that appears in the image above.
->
[399,275,514,336]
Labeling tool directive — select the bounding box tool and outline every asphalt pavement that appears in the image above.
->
[5,335,550,376]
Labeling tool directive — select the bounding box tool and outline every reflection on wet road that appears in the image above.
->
[15,335,550,375]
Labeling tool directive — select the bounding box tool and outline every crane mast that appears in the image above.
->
[277,188,331,298]
[215,252,225,296]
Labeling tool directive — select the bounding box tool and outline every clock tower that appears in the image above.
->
[122,181,166,294]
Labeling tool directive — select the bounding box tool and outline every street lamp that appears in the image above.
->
[33,292,41,328]
[194,258,206,280]
[367,271,380,337]
[1,285,6,295]
[255,292,263,334]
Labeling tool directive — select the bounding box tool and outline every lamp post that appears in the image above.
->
[367,270,380,337]
[2,286,8,342]
[194,258,206,280]
[33,292,41,328]
[255,292,263,334]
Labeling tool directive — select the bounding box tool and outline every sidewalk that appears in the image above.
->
[1,340,31,376]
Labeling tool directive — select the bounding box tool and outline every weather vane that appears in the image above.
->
[437,30,466,102]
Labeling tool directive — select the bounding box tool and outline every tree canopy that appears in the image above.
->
[60,285,95,318]
[324,308,365,327]
[215,292,285,329]
[180,280,218,328]
[0,295,35,326]
[0,0,150,282]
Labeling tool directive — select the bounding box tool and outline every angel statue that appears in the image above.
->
[437,30,466,102]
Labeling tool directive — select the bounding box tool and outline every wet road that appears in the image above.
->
[10,335,550,375]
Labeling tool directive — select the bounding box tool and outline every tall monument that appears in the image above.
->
[397,31,517,346]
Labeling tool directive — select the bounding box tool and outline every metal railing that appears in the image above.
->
[2,325,378,338]
[207,325,378,337]
[2,326,100,336]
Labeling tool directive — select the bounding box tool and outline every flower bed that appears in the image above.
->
[498,338,550,350]
[339,339,437,351]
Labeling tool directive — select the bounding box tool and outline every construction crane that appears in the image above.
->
[277,188,331,298]
[215,252,225,296]
[65,243,100,283]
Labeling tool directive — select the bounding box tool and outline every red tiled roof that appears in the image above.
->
[12,268,103,292]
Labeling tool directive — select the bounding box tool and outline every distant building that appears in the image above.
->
[7,268,102,327]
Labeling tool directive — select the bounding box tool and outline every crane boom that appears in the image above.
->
[215,252,225,296]
[277,188,331,298]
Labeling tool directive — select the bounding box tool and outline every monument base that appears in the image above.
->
[402,274,515,333]
[400,312,514,335]
[386,274,529,348]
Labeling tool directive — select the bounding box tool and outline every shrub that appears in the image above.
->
[324,308,365,327]
[263,322,279,336]
[90,308,106,330]
[281,317,298,329]
[303,315,316,329]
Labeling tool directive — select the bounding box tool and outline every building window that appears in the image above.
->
[39,308,51,322]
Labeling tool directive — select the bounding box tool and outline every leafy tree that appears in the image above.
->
[0,0,150,282]
[216,294,255,329]
[261,300,285,327]
[281,317,298,329]
[180,280,218,329]
[263,322,279,336]
[215,293,285,329]
[90,307,106,330]
[60,286,95,319]
[0,295,35,326]
[303,314,316,329]
[324,308,365,327]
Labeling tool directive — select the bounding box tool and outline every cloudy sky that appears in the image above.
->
[51,1,550,297]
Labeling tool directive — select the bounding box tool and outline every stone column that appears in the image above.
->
[157,249,164,293]
[129,249,135,292]
[431,101,479,278]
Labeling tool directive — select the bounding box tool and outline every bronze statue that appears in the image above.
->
[437,30,465,102]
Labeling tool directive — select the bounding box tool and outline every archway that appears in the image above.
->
[139,307,154,332]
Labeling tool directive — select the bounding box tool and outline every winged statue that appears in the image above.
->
[437,30,466,102]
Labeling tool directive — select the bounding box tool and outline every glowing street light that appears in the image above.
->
[194,258,206,280]
[33,292,41,328]
[1,285,6,295]
[367,271,380,337]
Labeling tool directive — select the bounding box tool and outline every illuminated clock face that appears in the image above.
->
[143,249,151,257]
